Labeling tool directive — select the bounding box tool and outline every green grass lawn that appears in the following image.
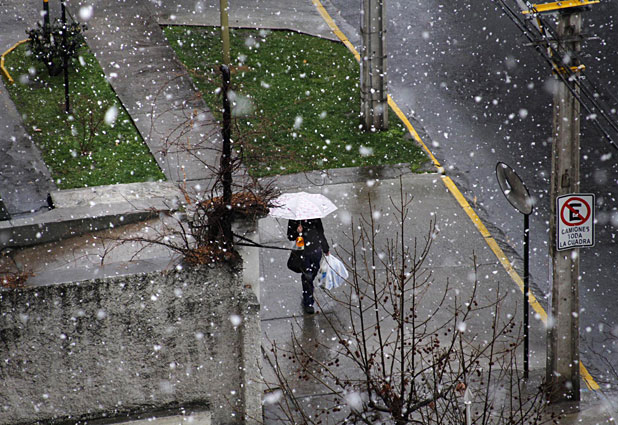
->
[163,26,427,177]
[3,45,165,189]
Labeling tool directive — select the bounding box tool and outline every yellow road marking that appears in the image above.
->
[442,175,598,390]
[441,176,548,321]
[312,0,600,392]
[1,39,29,84]
[311,0,360,61]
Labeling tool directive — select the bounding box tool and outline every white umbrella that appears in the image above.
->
[269,192,337,220]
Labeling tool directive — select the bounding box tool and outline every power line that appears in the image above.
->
[532,7,618,135]
[516,1,618,147]
[493,0,618,151]
[518,1,618,148]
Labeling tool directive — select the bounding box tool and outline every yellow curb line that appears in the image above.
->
[1,39,29,84]
[388,96,442,169]
[441,176,548,323]
[311,0,360,62]
[312,0,600,392]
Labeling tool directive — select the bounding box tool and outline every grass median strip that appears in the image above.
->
[3,44,165,189]
[163,26,427,177]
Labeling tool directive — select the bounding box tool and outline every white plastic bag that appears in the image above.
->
[317,257,329,284]
[317,254,348,290]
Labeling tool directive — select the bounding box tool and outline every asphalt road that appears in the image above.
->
[327,0,618,392]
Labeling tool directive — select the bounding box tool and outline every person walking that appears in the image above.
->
[269,192,337,314]
[287,218,329,314]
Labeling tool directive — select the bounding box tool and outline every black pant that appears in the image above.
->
[301,248,322,307]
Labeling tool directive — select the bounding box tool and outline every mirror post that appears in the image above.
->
[524,211,530,379]
[496,162,533,381]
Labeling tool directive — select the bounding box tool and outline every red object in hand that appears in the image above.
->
[296,236,304,248]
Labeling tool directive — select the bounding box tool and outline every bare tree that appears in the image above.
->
[103,69,281,266]
[263,183,552,424]
[62,94,109,156]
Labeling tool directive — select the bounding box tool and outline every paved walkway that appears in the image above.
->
[0,0,338,216]
[258,168,616,424]
[0,0,57,217]
[67,0,340,195]
[258,170,546,420]
[67,0,223,192]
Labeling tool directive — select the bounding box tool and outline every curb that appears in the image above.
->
[258,162,434,191]
[0,182,182,249]
[1,39,29,84]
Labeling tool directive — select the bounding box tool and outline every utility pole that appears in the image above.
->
[547,8,582,407]
[220,0,231,65]
[360,0,387,131]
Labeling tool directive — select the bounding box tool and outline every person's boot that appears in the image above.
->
[302,304,315,314]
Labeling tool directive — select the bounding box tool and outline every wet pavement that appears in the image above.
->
[258,170,549,421]
[257,168,616,424]
[0,0,616,423]
[0,89,56,217]
[327,0,618,397]
[0,215,178,285]
[150,0,338,41]
[2,165,614,423]
[0,0,57,218]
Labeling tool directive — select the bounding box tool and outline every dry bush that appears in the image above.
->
[0,253,32,289]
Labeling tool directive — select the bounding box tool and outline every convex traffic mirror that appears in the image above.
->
[496,162,533,215]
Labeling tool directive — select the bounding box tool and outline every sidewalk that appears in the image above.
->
[257,169,547,421]
[67,0,339,194]
[67,0,225,192]
[0,0,57,217]
[150,0,338,41]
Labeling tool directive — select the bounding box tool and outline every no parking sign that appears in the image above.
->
[557,194,595,251]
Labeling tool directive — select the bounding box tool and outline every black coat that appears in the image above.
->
[287,219,329,254]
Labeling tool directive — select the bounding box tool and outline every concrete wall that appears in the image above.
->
[0,264,261,425]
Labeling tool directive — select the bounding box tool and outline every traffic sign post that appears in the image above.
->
[557,194,595,251]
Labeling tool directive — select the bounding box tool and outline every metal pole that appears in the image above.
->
[547,9,582,406]
[61,0,70,113]
[220,64,233,249]
[43,0,50,37]
[523,212,530,380]
[220,0,230,65]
